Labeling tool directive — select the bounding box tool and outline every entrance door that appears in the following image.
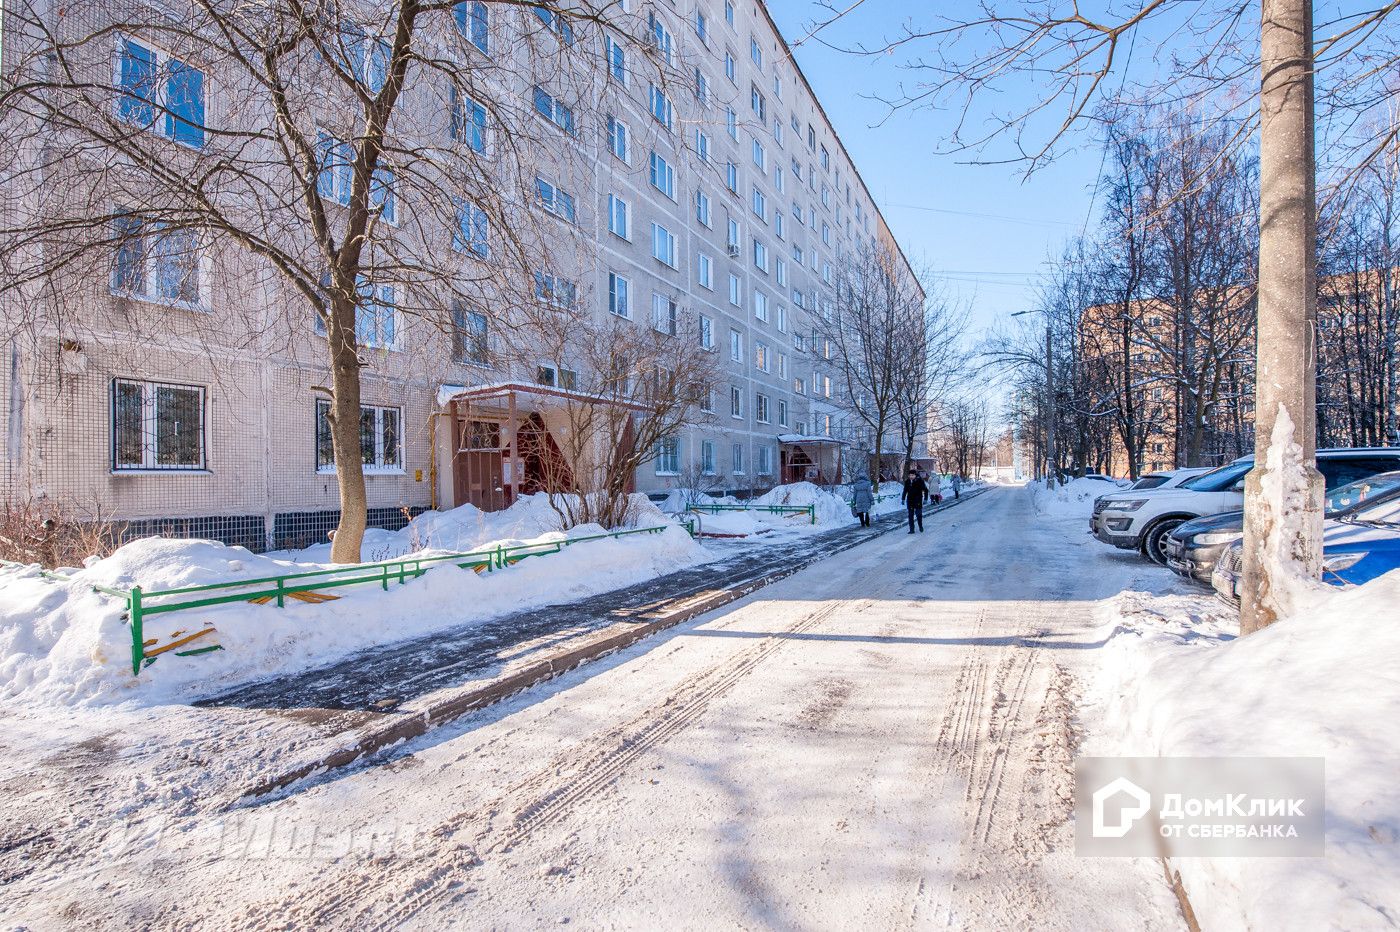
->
[454,419,507,511]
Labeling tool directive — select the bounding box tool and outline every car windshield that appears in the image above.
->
[1131,475,1168,490]
[1328,473,1400,515]
[1180,461,1251,492]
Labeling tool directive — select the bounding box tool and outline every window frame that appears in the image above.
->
[110,377,208,473]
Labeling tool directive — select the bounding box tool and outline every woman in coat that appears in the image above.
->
[851,475,875,527]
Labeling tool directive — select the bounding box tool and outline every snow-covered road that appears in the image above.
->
[7,486,1189,929]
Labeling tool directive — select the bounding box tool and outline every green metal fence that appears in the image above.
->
[1,524,673,677]
[684,503,816,524]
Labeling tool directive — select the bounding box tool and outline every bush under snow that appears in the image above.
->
[0,493,702,707]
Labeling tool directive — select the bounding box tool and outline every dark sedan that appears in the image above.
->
[1166,470,1400,584]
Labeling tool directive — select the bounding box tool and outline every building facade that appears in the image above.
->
[0,0,920,552]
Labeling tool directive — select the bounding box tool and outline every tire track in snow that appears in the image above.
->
[245,598,864,930]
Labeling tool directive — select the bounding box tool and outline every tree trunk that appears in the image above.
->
[327,297,368,564]
[1241,0,1324,633]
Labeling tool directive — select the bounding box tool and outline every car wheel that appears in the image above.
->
[1144,519,1186,566]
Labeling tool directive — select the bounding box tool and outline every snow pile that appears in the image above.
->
[1084,573,1400,930]
[1030,476,1120,521]
[752,481,855,526]
[0,494,704,707]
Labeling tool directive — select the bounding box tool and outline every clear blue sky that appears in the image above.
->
[765,0,1107,339]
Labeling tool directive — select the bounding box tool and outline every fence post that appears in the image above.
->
[809,505,815,525]
[129,587,144,677]
[275,575,285,609]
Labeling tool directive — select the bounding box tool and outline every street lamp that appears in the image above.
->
[1012,309,1055,484]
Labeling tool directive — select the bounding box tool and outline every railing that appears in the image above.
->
[684,503,816,524]
[1,524,673,677]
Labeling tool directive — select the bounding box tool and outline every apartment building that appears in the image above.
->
[0,0,920,552]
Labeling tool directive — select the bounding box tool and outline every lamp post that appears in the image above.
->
[1013,309,1055,483]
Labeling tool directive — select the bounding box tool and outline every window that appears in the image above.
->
[452,200,489,258]
[532,86,575,133]
[648,12,675,65]
[725,50,737,82]
[651,293,679,335]
[531,4,574,40]
[695,129,711,163]
[752,139,767,171]
[775,305,787,333]
[451,305,490,364]
[607,194,629,239]
[315,399,402,474]
[821,222,831,245]
[695,9,709,43]
[699,314,714,349]
[111,378,205,471]
[654,437,680,475]
[607,115,630,162]
[652,224,677,268]
[727,218,741,253]
[777,352,788,378]
[732,442,745,473]
[355,281,400,348]
[777,399,788,427]
[316,132,395,223]
[775,257,786,286]
[535,177,576,223]
[794,376,806,395]
[648,84,674,130]
[795,420,807,436]
[750,84,766,121]
[755,340,770,371]
[730,385,743,419]
[698,253,713,289]
[753,289,768,321]
[807,124,816,149]
[694,68,710,106]
[774,120,785,148]
[758,445,773,475]
[726,107,738,140]
[729,328,742,362]
[749,36,763,68]
[536,363,578,390]
[534,272,576,309]
[608,272,630,318]
[110,214,205,309]
[649,151,676,199]
[751,186,767,221]
[752,238,768,272]
[700,440,716,475]
[772,72,783,99]
[728,274,742,307]
[820,144,830,170]
[696,188,712,226]
[455,1,489,54]
[604,34,627,83]
[774,212,785,239]
[450,88,487,152]
[701,388,715,413]
[116,38,206,148]
[756,392,770,423]
[725,0,734,25]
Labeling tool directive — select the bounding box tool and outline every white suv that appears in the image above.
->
[1091,449,1400,564]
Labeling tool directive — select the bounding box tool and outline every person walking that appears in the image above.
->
[851,475,875,528]
[928,470,943,505]
[901,467,929,534]
[951,474,963,499]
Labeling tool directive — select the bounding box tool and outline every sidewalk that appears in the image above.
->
[202,489,987,796]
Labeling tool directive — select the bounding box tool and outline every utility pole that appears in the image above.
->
[1241,0,1325,633]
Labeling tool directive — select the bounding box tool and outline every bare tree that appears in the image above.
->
[799,0,1398,628]
[0,0,677,562]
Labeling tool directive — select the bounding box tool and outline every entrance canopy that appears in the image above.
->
[444,381,651,414]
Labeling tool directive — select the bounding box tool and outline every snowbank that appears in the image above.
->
[1030,476,1121,521]
[1083,573,1400,930]
[0,494,704,708]
[752,481,855,526]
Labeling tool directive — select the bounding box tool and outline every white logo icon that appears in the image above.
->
[1092,777,1152,838]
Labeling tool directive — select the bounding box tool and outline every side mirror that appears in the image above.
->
[1231,479,1246,492]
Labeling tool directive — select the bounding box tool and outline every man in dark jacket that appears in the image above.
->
[901,467,929,533]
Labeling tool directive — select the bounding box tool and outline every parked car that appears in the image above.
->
[1167,470,1400,584]
[1091,448,1400,565]
[1124,467,1212,492]
[1212,486,1400,604]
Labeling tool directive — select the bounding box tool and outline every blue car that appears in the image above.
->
[1212,484,1400,603]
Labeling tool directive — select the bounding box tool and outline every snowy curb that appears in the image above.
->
[237,488,990,802]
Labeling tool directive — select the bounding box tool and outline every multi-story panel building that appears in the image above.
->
[0,0,919,552]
